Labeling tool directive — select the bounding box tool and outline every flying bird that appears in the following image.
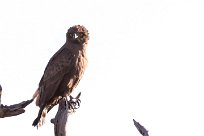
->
[32,25,89,127]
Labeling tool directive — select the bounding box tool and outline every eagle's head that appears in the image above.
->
[66,25,89,45]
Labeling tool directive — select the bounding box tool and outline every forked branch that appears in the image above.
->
[51,92,81,136]
[0,85,33,118]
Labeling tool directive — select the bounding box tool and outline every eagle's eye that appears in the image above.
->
[73,33,78,39]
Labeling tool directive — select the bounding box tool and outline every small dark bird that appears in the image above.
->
[32,25,89,127]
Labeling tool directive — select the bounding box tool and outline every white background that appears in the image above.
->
[0,0,204,136]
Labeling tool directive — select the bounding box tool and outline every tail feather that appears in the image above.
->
[32,117,40,127]
[32,106,47,128]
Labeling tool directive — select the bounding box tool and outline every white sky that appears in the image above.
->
[0,0,204,136]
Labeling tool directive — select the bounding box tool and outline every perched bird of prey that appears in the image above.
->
[32,25,89,127]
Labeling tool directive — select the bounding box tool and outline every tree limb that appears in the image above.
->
[51,98,69,136]
[133,119,149,136]
[51,93,81,136]
[0,84,33,118]
[0,83,81,136]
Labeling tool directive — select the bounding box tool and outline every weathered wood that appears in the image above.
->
[133,119,149,136]
[0,83,82,136]
[0,84,33,118]
[51,98,69,136]
[51,92,81,136]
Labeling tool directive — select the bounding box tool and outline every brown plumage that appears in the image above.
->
[32,25,89,127]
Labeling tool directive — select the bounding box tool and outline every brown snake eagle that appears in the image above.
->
[32,25,89,127]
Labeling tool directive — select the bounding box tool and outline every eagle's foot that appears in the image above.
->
[67,92,81,112]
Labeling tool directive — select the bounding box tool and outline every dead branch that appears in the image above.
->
[51,93,81,136]
[0,83,82,136]
[0,84,33,118]
[133,119,149,136]
[51,98,69,136]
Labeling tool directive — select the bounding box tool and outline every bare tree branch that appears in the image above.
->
[0,83,82,136]
[0,84,33,118]
[133,119,149,136]
[51,92,81,136]
[51,98,69,136]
